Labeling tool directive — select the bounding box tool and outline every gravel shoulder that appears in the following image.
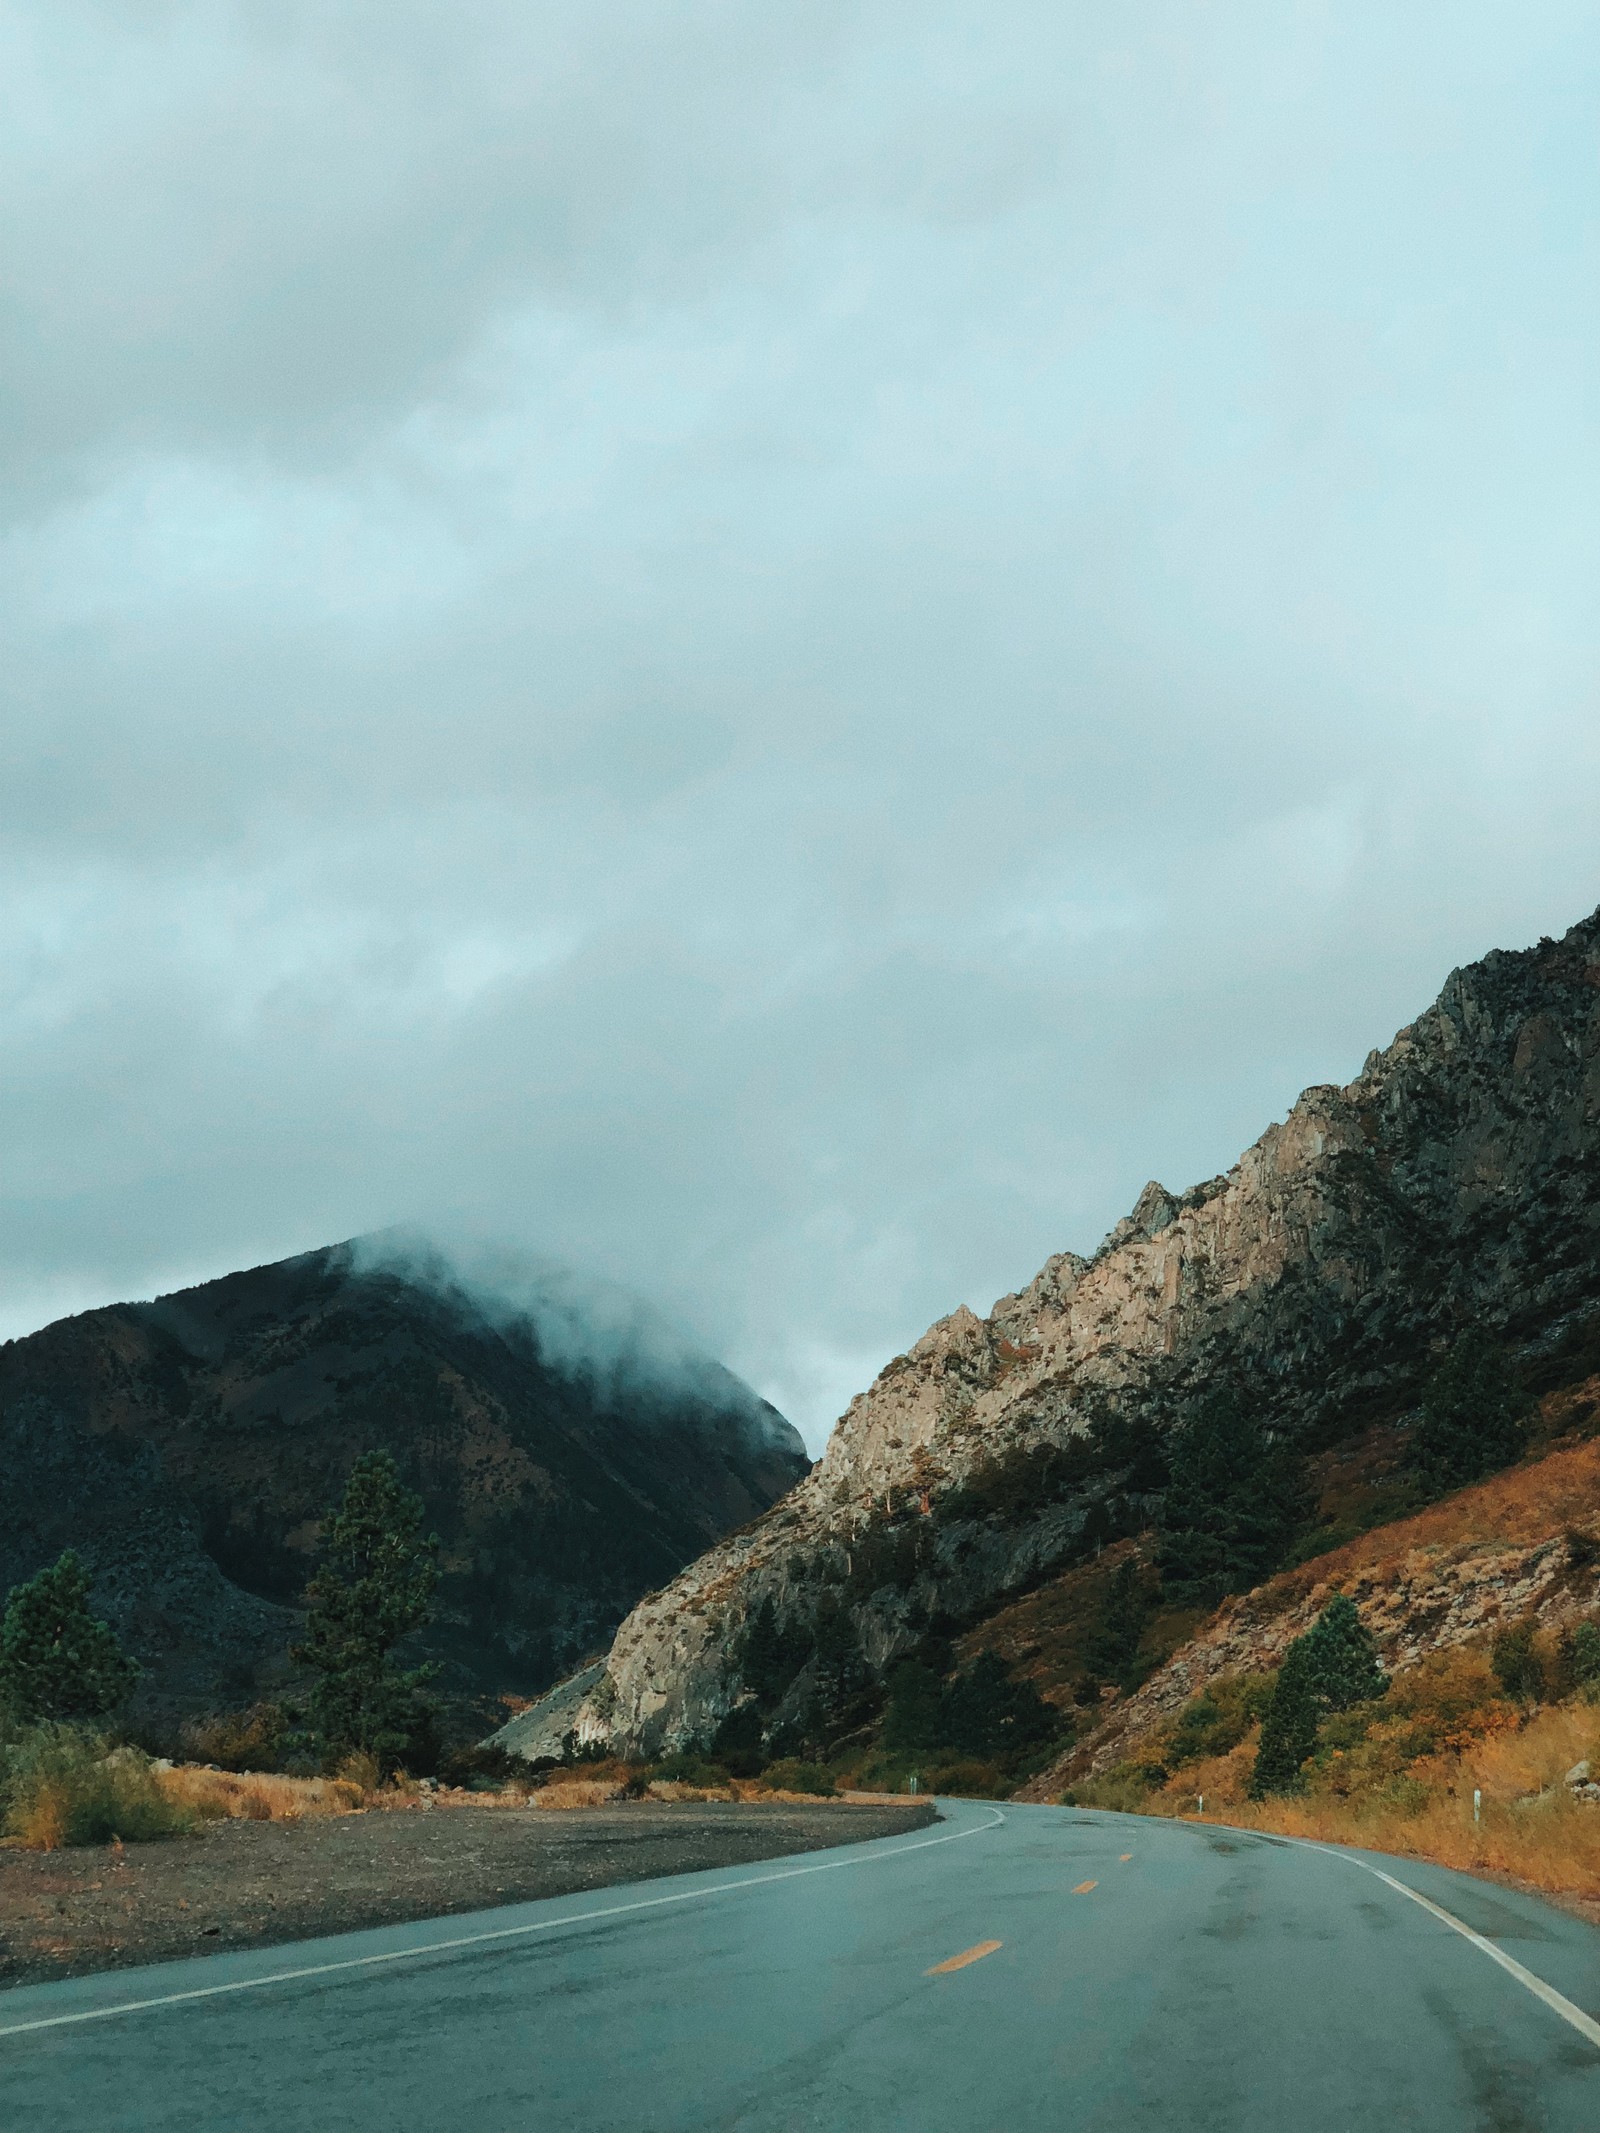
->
[0,1798,936,1989]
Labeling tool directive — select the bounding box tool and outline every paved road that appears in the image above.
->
[6,1798,1600,2131]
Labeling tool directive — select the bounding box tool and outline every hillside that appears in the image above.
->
[1021,1375,1600,1798]
[507,905,1600,1762]
[0,1240,808,1728]
[1000,1386,1600,1903]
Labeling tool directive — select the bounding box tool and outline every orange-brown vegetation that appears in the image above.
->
[1068,1633,1600,1901]
[156,1767,367,1825]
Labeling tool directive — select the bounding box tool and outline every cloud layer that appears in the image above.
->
[5,1,1600,1445]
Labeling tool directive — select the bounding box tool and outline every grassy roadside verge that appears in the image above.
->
[1062,1651,1600,1904]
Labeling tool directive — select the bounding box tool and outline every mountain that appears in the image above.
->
[0,1240,808,1728]
[507,906,1600,1761]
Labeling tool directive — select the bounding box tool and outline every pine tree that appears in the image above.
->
[1491,1620,1545,1702]
[0,1551,139,1723]
[740,1596,807,1706]
[1083,1558,1150,1688]
[804,1597,871,1746]
[1158,1393,1311,1605]
[1249,1640,1320,1796]
[882,1660,943,1754]
[1409,1330,1527,1492]
[293,1451,439,1770]
[1249,1596,1386,1796]
[1298,1594,1386,1710]
[1569,1621,1600,1696]
[938,1653,1056,1761]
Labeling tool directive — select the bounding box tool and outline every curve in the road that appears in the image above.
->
[7,1799,1600,2133]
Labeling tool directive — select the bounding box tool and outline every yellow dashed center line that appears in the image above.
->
[1119,1853,1133,1862]
[926,1939,1003,1975]
[1073,1880,1098,1894]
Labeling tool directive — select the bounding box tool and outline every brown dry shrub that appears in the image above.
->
[157,1766,364,1823]
[180,1704,289,1773]
[533,1779,626,1809]
[4,1732,190,1850]
[334,1750,382,1796]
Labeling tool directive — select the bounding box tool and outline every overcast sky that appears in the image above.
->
[4,1,1599,1448]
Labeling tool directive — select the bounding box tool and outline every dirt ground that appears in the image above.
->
[0,1798,935,1989]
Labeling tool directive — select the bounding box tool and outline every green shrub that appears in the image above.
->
[1062,1763,1160,1812]
[649,1750,730,1787]
[1164,1673,1277,1766]
[182,1701,289,1773]
[1570,1622,1600,1699]
[1,1725,191,1849]
[1491,1621,1545,1703]
[912,1756,1010,1799]
[761,1758,835,1796]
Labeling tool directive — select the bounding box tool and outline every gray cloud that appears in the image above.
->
[4,1,1600,1445]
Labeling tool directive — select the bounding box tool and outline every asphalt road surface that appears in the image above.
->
[6,1798,1600,2131]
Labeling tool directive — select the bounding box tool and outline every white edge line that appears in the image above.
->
[0,1802,1007,2042]
[1303,1843,1600,2053]
[1166,1813,1600,2056]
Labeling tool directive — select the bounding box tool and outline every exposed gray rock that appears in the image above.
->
[515,909,1600,1758]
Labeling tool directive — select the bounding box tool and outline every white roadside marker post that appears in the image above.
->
[1474,1789,1482,1824]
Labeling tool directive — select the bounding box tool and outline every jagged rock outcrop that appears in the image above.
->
[516,908,1600,1758]
[0,1240,808,1727]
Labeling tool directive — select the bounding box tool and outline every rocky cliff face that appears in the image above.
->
[530,909,1600,1758]
[0,1241,808,1727]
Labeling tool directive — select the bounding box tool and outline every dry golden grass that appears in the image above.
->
[1279,1429,1600,1592]
[10,1790,70,1851]
[156,1766,366,1823]
[529,1779,627,1809]
[1119,1692,1600,1902]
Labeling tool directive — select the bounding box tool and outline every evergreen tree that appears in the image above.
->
[1569,1621,1600,1696]
[804,1597,871,1744]
[1409,1331,1528,1492]
[882,1660,943,1754]
[1491,1620,1545,1702]
[0,1551,139,1723]
[709,1701,766,1777]
[1158,1392,1311,1605]
[1298,1594,1386,1710]
[1086,1410,1170,1494]
[938,1653,1057,1761]
[740,1596,808,1706]
[293,1451,439,1770]
[1249,1596,1386,1796]
[1083,1558,1151,1688]
[1249,1640,1320,1796]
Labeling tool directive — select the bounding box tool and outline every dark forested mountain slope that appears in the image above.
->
[0,1243,808,1725]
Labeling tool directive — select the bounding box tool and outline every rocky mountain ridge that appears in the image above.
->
[514,907,1600,1759]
